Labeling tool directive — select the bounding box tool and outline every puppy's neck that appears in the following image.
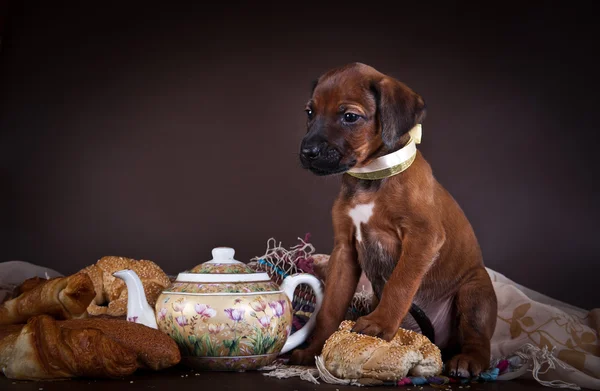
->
[341,151,424,199]
[346,124,422,181]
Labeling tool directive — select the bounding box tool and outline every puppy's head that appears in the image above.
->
[299,63,426,176]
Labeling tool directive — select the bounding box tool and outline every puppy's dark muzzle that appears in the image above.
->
[300,142,326,162]
[299,139,346,176]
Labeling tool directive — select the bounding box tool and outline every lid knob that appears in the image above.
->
[212,247,235,261]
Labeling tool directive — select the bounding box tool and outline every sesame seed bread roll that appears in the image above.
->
[321,320,442,381]
[80,256,171,317]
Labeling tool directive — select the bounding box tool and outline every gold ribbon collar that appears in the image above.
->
[346,124,423,180]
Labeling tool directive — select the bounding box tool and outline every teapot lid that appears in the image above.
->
[176,247,271,283]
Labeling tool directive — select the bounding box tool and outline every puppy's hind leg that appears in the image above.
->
[445,268,497,377]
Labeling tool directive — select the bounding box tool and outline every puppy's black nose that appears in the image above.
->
[301,144,323,160]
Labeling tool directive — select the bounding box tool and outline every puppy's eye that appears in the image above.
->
[306,109,314,119]
[343,113,360,123]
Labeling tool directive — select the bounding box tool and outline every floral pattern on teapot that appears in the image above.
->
[156,292,292,358]
[189,263,254,274]
[168,281,279,294]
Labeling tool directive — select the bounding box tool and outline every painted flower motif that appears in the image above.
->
[224,308,245,322]
[258,315,271,328]
[195,303,217,319]
[555,313,584,334]
[158,307,168,321]
[250,297,267,312]
[234,298,243,304]
[127,316,139,323]
[268,300,286,317]
[172,299,186,312]
[208,323,226,334]
[175,315,188,327]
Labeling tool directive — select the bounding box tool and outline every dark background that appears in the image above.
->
[1,2,598,309]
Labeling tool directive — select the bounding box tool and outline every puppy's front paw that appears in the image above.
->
[352,314,397,341]
[445,353,488,378]
[289,348,318,366]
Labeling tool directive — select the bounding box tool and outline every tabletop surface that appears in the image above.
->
[0,365,574,391]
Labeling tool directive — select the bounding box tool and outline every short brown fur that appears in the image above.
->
[292,63,497,377]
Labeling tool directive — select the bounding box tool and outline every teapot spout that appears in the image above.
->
[113,269,158,329]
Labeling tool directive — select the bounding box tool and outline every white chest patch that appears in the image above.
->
[348,202,375,243]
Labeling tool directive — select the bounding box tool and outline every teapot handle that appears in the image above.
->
[279,273,324,354]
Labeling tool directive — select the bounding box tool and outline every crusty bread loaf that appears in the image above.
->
[13,276,47,295]
[0,273,96,325]
[0,315,181,380]
[322,320,442,381]
[80,256,171,316]
[62,316,181,371]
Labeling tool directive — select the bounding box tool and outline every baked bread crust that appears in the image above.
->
[0,273,95,325]
[80,256,171,316]
[0,315,181,380]
[322,320,442,381]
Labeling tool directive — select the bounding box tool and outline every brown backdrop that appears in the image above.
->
[1,2,599,309]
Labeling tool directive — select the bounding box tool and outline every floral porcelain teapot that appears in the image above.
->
[113,247,323,371]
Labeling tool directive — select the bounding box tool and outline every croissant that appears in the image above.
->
[322,320,442,381]
[0,273,95,325]
[0,315,181,380]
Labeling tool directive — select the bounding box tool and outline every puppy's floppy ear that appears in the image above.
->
[371,77,426,149]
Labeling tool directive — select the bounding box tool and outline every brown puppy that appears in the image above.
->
[290,63,498,377]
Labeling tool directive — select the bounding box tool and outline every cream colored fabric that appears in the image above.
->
[487,268,600,390]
